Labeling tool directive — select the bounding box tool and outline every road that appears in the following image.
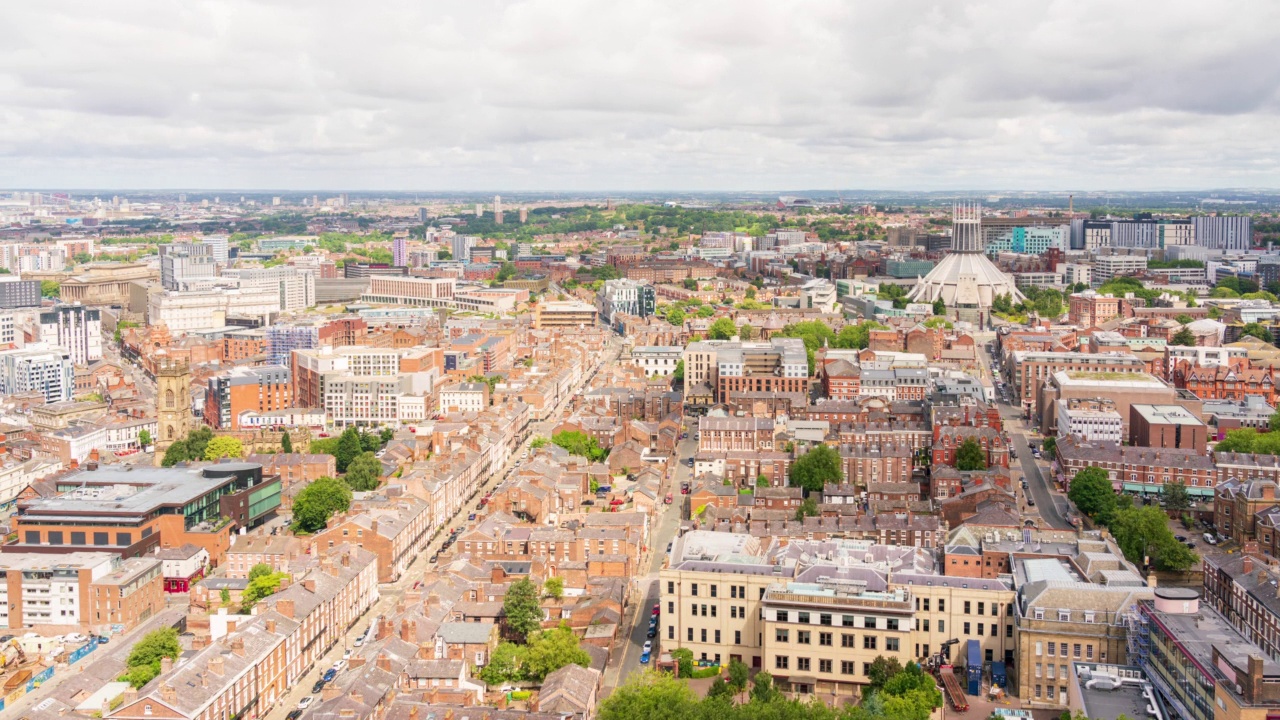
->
[265,335,623,720]
[604,436,695,694]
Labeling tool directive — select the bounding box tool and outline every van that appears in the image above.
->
[1203,533,1216,545]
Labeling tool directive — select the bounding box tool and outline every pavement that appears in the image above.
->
[264,336,624,720]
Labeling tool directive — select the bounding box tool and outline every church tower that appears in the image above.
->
[155,359,191,463]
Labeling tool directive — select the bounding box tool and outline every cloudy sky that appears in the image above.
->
[2,1,1278,191]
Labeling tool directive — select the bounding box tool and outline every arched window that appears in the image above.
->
[165,389,174,408]
[165,424,175,440]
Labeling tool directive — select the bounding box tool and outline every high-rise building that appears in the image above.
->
[494,195,503,225]
[204,365,293,429]
[1194,215,1252,250]
[159,242,217,290]
[201,235,230,264]
[907,204,1025,321]
[597,279,656,325]
[452,235,477,262]
[39,303,102,365]
[0,277,42,309]
[0,344,75,403]
[222,266,315,312]
[519,207,528,223]
[475,203,484,217]
[392,234,408,267]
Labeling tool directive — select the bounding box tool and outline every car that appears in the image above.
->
[430,554,439,563]
[640,648,652,664]
[1027,497,1036,506]
[666,541,673,553]
[353,634,366,647]
[299,696,315,710]
[323,668,337,683]
[287,710,303,720]
[642,640,652,653]
[652,604,661,616]
[312,680,326,694]
[96,635,109,644]
[1175,535,1187,542]
[332,660,347,672]
[343,649,354,660]
[647,625,657,638]
[468,513,477,521]
[1203,533,1217,545]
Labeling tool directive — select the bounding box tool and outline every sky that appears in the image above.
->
[2,1,1279,192]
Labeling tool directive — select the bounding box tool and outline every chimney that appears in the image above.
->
[341,552,350,568]
[376,654,392,672]
[266,619,277,634]
[231,637,246,657]
[348,690,363,705]
[1147,573,1157,588]
[370,520,379,535]
[1244,555,1255,576]
[227,620,237,633]
[210,656,225,676]
[90,448,100,462]
[377,618,392,641]
[161,657,173,675]
[278,576,290,589]
[400,619,416,642]
[123,687,138,705]
[277,598,295,619]
[303,579,316,593]
[160,684,177,703]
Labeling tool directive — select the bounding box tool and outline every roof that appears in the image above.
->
[437,621,495,645]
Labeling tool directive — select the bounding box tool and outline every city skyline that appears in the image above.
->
[3,1,1279,191]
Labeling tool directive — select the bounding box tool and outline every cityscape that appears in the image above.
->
[4,5,1280,720]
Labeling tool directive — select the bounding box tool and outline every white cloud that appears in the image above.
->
[0,0,1278,190]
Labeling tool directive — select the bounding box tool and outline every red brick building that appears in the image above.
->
[931,426,1008,468]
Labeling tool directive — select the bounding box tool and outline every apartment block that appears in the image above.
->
[39,303,102,365]
[203,365,293,429]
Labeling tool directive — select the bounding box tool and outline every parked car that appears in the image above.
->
[312,680,326,694]
[664,493,673,504]
[287,710,303,720]
[1174,535,1186,542]
[343,649,354,660]
[468,513,477,521]
[652,604,661,617]
[322,668,337,683]
[647,625,657,638]
[1203,533,1217,545]
[299,696,315,710]
[1026,497,1036,506]
[332,660,347,672]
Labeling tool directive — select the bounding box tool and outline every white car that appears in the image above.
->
[298,697,315,710]
[642,640,652,653]
[343,649,353,661]
[332,660,348,672]
[63,633,87,644]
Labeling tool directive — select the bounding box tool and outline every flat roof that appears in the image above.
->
[1131,404,1204,427]
[23,464,262,520]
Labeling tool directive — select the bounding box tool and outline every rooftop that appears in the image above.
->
[1131,404,1204,427]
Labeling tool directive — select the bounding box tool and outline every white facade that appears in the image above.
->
[324,374,411,427]
[631,346,683,377]
[1056,400,1124,443]
[222,266,316,312]
[1090,255,1148,284]
[799,279,838,313]
[438,383,487,414]
[39,303,102,365]
[0,344,75,402]
[0,457,61,508]
[150,286,281,332]
[237,408,327,428]
[103,417,159,452]
[1058,263,1092,287]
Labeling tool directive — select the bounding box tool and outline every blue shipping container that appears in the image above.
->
[966,640,982,695]
[991,661,1007,689]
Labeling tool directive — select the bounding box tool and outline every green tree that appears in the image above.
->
[503,577,544,642]
[281,432,293,454]
[932,298,946,316]
[835,320,888,350]
[727,658,750,692]
[955,438,987,471]
[1171,327,1196,346]
[672,360,684,384]
[598,671,701,720]
[40,280,60,298]
[219,587,231,605]
[682,278,698,290]
[750,670,779,703]
[291,476,353,533]
[1069,466,1118,523]
[121,628,181,688]
[666,306,686,326]
[552,430,608,462]
[1163,481,1192,514]
[706,676,734,702]
[530,436,549,449]
[380,427,395,445]
[1042,436,1056,459]
[867,655,904,693]
[522,623,591,680]
[203,436,244,461]
[334,427,364,472]
[1243,323,1275,344]
[671,647,694,678]
[1110,505,1198,571]
[248,563,273,581]
[478,641,526,686]
[137,429,152,451]
[788,444,843,493]
[1216,428,1260,453]
[241,571,290,612]
[344,451,383,492]
[1175,314,1194,324]
[708,317,738,340]
[794,496,819,521]
[1271,411,1280,432]
[544,576,564,599]
[696,305,715,318]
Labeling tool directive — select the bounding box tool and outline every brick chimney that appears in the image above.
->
[278,576,290,589]
[400,619,416,642]
[277,598,295,618]
[210,656,225,676]
[123,687,138,705]
[231,638,246,657]
[265,618,276,634]
[349,689,363,704]
[341,552,350,568]
[1245,555,1255,576]
[491,565,506,584]
[227,620,237,633]
[377,653,392,672]
[159,684,177,702]
[90,448,100,463]
[302,579,316,593]
[376,618,392,641]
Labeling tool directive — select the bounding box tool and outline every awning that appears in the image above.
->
[1123,483,1161,494]
[1186,487,1215,498]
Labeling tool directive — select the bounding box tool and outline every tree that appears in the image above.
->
[1175,314,1194,325]
[672,360,684,384]
[867,655,904,693]
[544,576,564,599]
[344,451,383,492]
[706,676,734,702]
[523,623,591,680]
[1217,428,1262,453]
[220,587,231,605]
[1163,481,1191,513]
[1271,411,1280,432]
[1110,505,1198,571]
[281,433,293,454]
[1171,327,1197,346]
[682,278,698,290]
[241,571,289,612]
[137,429,152,451]
[666,306,686,326]
[757,474,770,487]
[1069,466,1118,523]
[834,320,888,351]
[599,671,701,720]
[794,496,819,521]
[503,577,543,642]
[932,298,946,316]
[955,438,987,471]
[380,427,395,445]
[204,436,244,461]
[291,476,352,533]
[334,427,364,472]
[1243,323,1275,344]
[750,670,779,703]
[40,280,60,298]
[479,641,526,686]
[552,430,608,462]
[708,317,738,340]
[248,563,273,581]
[530,436,549,449]
[788,444,843,493]
[121,628,181,688]
[727,658,750,692]
[738,323,757,340]
[1042,436,1057,459]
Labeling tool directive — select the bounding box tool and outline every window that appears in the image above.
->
[1034,608,1044,620]
[991,624,997,637]
[692,603,698,616]
[863,636,877,650]
[798,612,810,624]
[963,622,971,635]
[842,615,855,627]
[715,630,721,643]
[738,585,745,598]
[777,610,789,622]
[1048,642,1055,656]
[116,532,131,547]
[70,532,85,546]
[1035,642,1043,656]
[730,585,737,598]
[735,631,741,644]
[938,599,945,612]
[887,619,899,631]
[48,531,63,545]
[670,626,675,640]
[776,656,789,670]
[1058,610,1070,622]
[1084,611,1095,624]
[1073,644,1081,658]
[1007,624,1013,638]
[964,601,971,614]
[798,657,811,671]
[820,659,833,674]
[842,634,855,648]
[819,632,833,647]
[1086,645,1094,660]
[841,660,855,675]
[938,620,945,633]
[668,601,675,614]
[24,531,39,544]
[977,623,984,635]
[701,629,707,642]
[711,605,717,618]
[797,631,811,645]
[1035,685,1042,699]
[1035,663,1043,678]
[668,581,675,594]
[1060,643,1068,656]
[688,628,694,641]
[692,583,699,596]
[820,613,832,626]
[922,619,930,631]
[864,617,876,629]
[776,629,789,643]
[923,598,930,611]
[711,585,718,597]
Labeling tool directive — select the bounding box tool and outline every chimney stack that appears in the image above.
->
[210,656,225,676]
[277,598,295,618]
[377,654,392,672]
[1245,555,1255,576]
[266,619,277,634]
[232,637,246,657]
[160,684,177,702]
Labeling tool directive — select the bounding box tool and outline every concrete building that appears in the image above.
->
[630,346,683,377]
[1056,398,1124,443]
[683,338,808,404]
[1091,255,1148,285]
[597,279,656,326]
[0,552,163,632]
[39,303,102,365]
[0,277,41,308]
[438,382,489,414]
[0,343,75,403]
[160,242,217,290]
[360,276,456,307]
[222,266,315,312]
[1193,215,1252,250]
[533,301,598,329]
[1038,370,1184,437]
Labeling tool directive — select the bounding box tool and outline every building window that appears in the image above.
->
[670,626,675,640]
[798,612,810,624]
[841,661,855,675]
[735,631,741,644]
[1058,610,1070,622]
[886,638,900,651]
[715,630,721,643]
[963,623,971,635]
[24,531,39,544]
[819,632,832,647]
[864,617,876,629]
[692,583,698,596]
[48,531,63,545]
[776,656,789,670]
[820,659,832,674]
[70,532,85,545]
[1073,644,1081,658]
[842,615,855,627]
[922,619,930,632]
[887,619,899,631]
[842,634,855,648]
[701,629,707,642]
[964,601,971,614]
[777,610,789,622]
[863,636,877,650]
[669,581,675,594]
[819,613,832,626]
[797,631,811,644]
[688,628,693,642]
[776,629,789,643]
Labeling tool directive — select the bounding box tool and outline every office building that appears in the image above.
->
[1091,255,1148,284]
[1194,216,1253,251]
[1056,398,1124,443]
[532,301,598,329]
[149,287,280,332]
[597,279,656,325]
[630,346,683,377]
[392,234,408,266]
[222,266,315,312]
[360,276,456,308]
[323,374,412,427]
[452,235,478,262]
[0,552,163,632]
[1129,403,1208,451]
[0,344,75,402]
[39,303,102,365]
[683,338,808,403]
[160,242,218,290]
[0,277,40,309]
[204,365,293,430]
[344,263,409,279]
